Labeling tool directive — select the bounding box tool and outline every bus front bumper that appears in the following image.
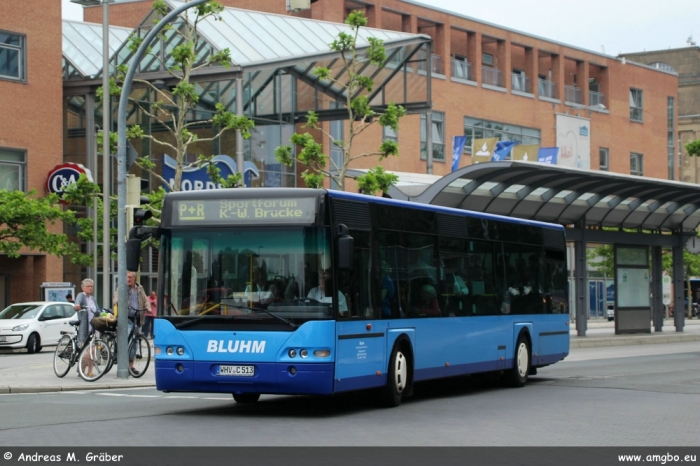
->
[155,360,335,395]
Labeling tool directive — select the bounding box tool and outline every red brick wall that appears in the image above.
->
[0,0,65,297]
[84,0,677,183]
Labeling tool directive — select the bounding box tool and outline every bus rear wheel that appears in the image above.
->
[382,344,408,407]
[506,333,531,387]
[233,393,260,404]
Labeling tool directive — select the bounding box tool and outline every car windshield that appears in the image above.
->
[161,226,334,322]
[0,304,41,319]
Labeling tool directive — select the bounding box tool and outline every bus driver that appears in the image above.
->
[307,270,348,316]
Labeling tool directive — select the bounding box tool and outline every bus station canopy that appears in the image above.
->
[364,162,700,233]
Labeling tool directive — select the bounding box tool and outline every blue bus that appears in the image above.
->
[130,188,569,406]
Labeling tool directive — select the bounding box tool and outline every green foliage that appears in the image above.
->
[120,0,251,194]
[0,189,91,265]
[274,10,406,192]
[686,139,700,157]
[198,154,243,188]
[356,166,398,195]
[96,78,122,103]
[96,130,118,156]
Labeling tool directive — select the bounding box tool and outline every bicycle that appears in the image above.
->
[100,307,151,378]
[52,310,112,382]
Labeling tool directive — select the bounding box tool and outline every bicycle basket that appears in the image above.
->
[91,315,117,332]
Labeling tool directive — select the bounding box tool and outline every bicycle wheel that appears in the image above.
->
[128,335,151,378]
[78,338,112,382]
[53,335,75,378]
[101,332,116,374]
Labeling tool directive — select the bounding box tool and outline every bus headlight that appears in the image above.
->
[166,346,174,355]
[300,349,308,358]
[313,350,330,358]
[176,347,185,356]
[288,349,297,358]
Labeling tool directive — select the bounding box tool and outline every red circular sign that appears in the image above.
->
[45,163,93,196]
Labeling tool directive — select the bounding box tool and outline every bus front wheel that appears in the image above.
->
[382,344,409,407]
[233,393,260,404]
[506,333,531,387]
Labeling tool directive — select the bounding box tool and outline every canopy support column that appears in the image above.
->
[574,221,588,336]
[651,246,664,332]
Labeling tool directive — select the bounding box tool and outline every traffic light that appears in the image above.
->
[133,208,153,226]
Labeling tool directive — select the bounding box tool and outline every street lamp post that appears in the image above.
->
[116,0,209,378]
[70,0,113,310]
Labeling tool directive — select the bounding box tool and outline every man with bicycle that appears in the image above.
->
[113,271,149,375]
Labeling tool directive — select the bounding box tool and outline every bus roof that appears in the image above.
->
[326,189,565,232]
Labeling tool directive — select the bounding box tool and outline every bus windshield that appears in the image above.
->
[161,226,333,322]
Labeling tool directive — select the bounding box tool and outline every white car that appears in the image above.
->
[0,302,77,353]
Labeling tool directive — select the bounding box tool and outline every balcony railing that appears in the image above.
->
[538,79,557,99]
[482,65,503,87]
[511,73,531,93]
[417,51,443,74]
[590,91,606,107]
[565,85,582,104]
[451,59,473,81]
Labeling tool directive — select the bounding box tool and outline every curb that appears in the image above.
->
[0,383,155,394]
[570,334,700,348]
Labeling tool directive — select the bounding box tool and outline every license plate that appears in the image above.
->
[218,365,254,376]
[0,336,6,342]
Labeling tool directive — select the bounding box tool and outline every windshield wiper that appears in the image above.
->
[174,314,253,329]
[173,307,297,330]
[232,305,298,329]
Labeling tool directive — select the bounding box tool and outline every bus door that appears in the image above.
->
[334,320,386,392]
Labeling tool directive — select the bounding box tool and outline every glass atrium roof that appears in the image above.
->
[168,0,428,70]
[62,20,132,79]
[63,1,429,80]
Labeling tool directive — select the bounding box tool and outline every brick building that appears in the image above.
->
[620,46,700,183]
[0,0,65,305]
[0,0,680,309]
[85,0,679,182]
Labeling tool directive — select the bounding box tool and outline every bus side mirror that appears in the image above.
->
[126,238,142,272]
[337,236,354,270]
[335,224,354,271]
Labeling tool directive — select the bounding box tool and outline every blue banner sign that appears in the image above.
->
[162,154,260,190]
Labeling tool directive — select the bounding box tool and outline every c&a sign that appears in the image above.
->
[45,163,93,196]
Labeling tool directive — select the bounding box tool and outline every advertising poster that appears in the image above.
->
[555,114,590,169]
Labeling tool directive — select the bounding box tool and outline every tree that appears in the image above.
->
[686,139,700,158]
[114,0,254,193]
[0,189,92,265]
[274,10,406,194]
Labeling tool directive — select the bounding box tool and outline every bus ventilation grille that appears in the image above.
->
[332,200,371,230]
[437,214,468,238]
[543,229,566,250]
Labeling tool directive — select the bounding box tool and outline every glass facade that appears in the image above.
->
[463,117,541,155]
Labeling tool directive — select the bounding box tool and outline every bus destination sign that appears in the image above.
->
[173,197,317,225]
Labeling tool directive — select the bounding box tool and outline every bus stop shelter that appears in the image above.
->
[352,161,700,337]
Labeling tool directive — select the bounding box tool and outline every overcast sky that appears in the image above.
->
[62,0,700,56]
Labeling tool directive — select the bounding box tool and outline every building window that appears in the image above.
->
[482,53,493,66]
[421,112,445,161]
[630,88,643,122]
[383,125,398,142]
[630,152,644,176]
[0,30,26,81]
[0,148,26,191]
[463,117,540,155]
[599,148,609,171]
